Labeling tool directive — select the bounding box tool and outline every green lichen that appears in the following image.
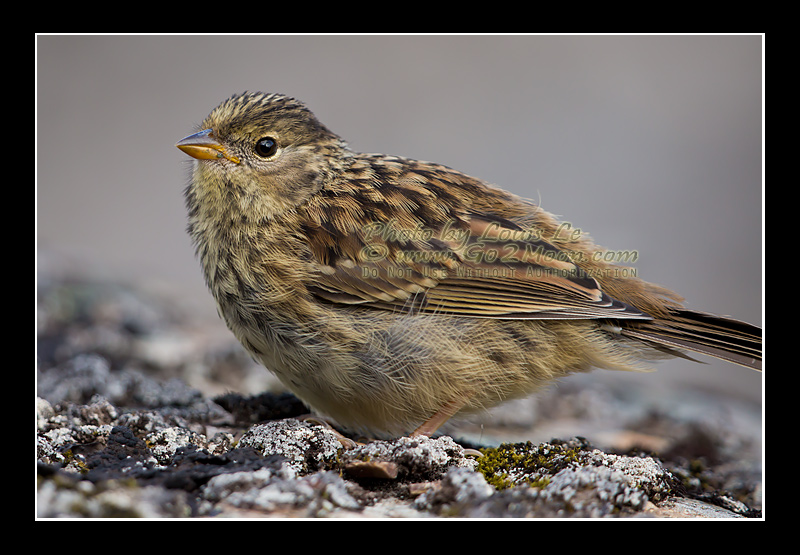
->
[60,448,90,474]
[475,438,590,491]
[526,476,551,489]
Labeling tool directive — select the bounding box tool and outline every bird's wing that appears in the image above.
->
[306,210,649,320]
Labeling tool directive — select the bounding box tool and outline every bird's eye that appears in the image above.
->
[254,137,278,158]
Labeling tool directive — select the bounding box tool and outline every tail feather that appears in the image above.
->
[621,309,762,371]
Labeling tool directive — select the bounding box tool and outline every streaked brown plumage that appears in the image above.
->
[177,92,762,437]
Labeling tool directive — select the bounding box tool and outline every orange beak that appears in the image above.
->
[176,129,240,164]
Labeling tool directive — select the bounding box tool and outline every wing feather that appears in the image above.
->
[306,211,650,320]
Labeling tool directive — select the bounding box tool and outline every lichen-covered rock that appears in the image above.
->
[200,468,362,517]
[237,419,344,474]
[467,438,678,517]
[414,467,494,514]
[341,435,477,481]
[37,472,193,518]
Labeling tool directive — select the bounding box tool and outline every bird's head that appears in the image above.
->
[177,92,346,221]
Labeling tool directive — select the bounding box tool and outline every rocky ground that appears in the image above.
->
[36,271,763,519]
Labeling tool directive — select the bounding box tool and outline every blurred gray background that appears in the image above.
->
[36,35,763,404]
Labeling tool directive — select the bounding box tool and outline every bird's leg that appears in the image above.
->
[412,397,469,437]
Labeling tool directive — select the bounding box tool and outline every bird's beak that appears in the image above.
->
[176,129,240,164]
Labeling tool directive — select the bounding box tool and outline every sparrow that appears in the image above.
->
[177,92,762,437]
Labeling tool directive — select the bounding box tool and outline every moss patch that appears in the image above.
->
[476,437,591,490]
